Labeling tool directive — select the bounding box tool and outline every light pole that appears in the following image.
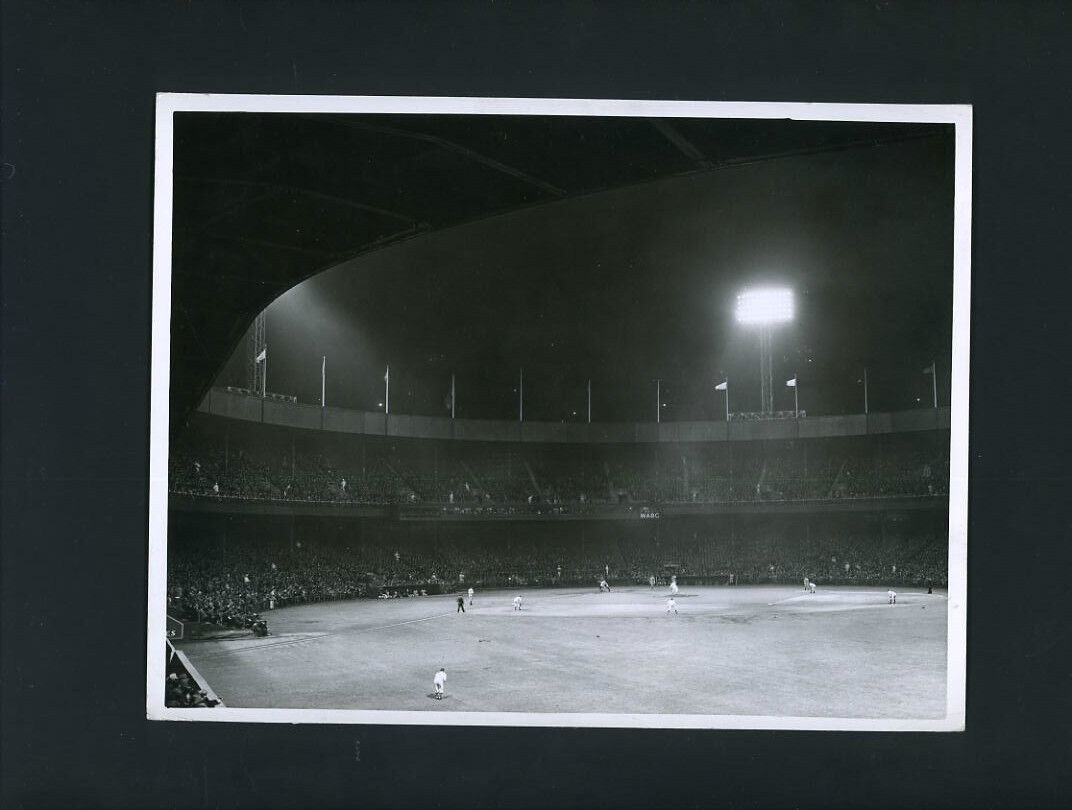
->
[735,287,794,416]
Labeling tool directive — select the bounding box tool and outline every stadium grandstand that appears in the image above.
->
[167,397,949,628]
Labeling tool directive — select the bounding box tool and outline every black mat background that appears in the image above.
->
[3,2,1070,807]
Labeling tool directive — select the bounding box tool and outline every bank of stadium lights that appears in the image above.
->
[734,287,794,416]
[734,287,794,325]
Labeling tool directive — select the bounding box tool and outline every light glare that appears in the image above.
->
[735,287,794,325]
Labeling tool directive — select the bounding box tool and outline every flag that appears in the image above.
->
[786,377,797,387]
[255,347,266,363]
[715,380,728,391]
[922,363,935,375]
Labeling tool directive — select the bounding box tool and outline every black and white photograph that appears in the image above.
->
[147,95,969,730]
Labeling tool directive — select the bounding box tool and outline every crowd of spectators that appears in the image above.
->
[169,420,950,510]
[167,539,391,629]
[167,517,948,630]
[165,643,220,708]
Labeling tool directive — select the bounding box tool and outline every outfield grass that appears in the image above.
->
[179,585,947,719]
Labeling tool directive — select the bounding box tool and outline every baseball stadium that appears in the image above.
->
[155,104,961,723]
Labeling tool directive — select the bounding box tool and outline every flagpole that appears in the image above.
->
[519,368,523,423]
[321,355,326,408]
[931,359,937,408]
[587,378,591,424]
[864,367,869,414]
[451,373,456,420]
[262,346,267,398]
[794,374,799,417]
[385,363,390,416]
[656,379,661,424]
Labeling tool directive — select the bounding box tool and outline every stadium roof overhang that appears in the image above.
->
[170,112,941,434]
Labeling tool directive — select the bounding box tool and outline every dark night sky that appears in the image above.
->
[215,124,955,422]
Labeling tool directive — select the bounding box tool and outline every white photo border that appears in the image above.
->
[147,94,971,730]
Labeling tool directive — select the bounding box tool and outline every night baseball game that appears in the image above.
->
[152,98,967,727]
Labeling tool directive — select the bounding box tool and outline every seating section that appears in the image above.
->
[168,414,950,507]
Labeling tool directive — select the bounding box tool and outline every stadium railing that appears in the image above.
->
[166,614,184,641]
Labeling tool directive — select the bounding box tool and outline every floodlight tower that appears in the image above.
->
[734,288,794,416]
